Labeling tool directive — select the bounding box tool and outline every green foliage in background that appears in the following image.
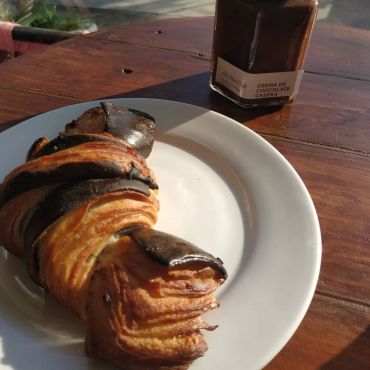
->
[0,0,13,21]
[0,0,90,31]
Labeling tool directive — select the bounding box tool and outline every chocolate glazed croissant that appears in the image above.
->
[0,103,227,370]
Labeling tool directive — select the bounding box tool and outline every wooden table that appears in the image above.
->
[0,17,369,370]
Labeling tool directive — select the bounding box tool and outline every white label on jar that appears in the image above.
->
[215,57,304,99]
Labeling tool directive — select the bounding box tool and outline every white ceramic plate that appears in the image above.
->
[0,98,321,370]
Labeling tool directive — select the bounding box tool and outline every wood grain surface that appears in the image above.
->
[0,16,369,370]
[87,17,370,81]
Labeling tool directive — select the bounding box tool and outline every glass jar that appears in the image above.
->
[210,0,318,107]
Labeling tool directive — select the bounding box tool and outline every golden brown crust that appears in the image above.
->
[37,191,158,319]
[3,140,149,184]
[86,237,220,370]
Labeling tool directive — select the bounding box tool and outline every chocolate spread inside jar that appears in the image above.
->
[210,0,318,107]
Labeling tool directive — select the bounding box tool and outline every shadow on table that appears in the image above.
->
[320,325,370,370]
[105,72,282,125]
[0,72,282,135]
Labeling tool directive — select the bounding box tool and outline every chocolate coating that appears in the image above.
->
[0,161,157,208]
[26,137,49,161]
[121,227,227,279]
[101,103,155,158]
[65,103,156,158]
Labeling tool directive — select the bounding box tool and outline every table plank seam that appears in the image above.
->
[305,70,370,84]
[261,134,370,157]
[0,86,82,102]
[81,35,211,59]
[316,290,370,311]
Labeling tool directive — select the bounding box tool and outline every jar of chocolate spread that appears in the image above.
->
[210,0,318,107]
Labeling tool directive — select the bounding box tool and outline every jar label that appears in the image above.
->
[215,57,304,100]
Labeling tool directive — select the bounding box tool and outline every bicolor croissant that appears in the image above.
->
[0,103,227,370]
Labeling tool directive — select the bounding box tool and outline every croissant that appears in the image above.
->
[0,103,227,370]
